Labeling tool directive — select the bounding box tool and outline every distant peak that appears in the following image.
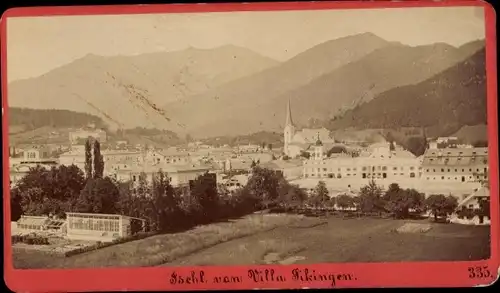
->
[82,53,100,59]
[359,32,377,37]
[350,31,385,40]
[430,42,457,49]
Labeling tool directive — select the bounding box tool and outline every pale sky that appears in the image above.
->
[6,6,485,82]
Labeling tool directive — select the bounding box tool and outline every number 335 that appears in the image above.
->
[468,266,491,278]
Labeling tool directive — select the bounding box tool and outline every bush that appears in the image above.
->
[12,234,50,245]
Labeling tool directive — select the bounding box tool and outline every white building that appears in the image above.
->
[303,140,421,182]
[65,212,145,242]
[111,163,214,188]
[59,149,143,172]
[9,147,59,186]
[260,159,304,180]
[221,174,249,192]
[457,186,490,210]
[293,142,485,198]
[421,147,488,183]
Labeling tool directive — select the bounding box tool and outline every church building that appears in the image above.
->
[283,99,336,158]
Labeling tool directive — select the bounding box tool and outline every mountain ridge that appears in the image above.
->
[174,39,485,138]
[327,47,487,137]
[7,45,280,130]
[7,33,486,139]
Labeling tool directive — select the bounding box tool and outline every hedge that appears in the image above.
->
[12,234,50,245]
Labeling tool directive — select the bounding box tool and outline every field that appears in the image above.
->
[13,214,490,269]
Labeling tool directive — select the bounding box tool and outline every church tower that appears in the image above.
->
[284,99,295,156]
[314,133,324,160]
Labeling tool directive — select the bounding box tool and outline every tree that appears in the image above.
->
[134,172,150,197]
[278,181,307,209]
[75,177,120,214]
[123,172,154,230]
[10,189,23,221]
[244,167,283,210]
[406,136,428,157]
[93,140,104,179]
[325,196,336,210]
[358,180,385,214]
[85,139,93,179]
[383,183,401,201]
[149,170,180,231]
[336,194,356,210]
[384,184,424,218]
[12,165,85,218]
[425,194,458,222]
[190,172,219,223]
[309,181,329,208]
[116,181,135,216]
[177,186,203,226]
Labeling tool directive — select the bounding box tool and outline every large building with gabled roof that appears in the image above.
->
[421,147,488,183]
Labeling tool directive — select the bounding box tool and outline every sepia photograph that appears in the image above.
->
[4,4,493,273]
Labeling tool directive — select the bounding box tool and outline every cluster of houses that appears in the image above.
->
[9,102,492,242]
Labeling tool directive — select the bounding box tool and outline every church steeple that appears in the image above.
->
[285,98,294,127]
[283,98,295,157]
[315,132,323,146]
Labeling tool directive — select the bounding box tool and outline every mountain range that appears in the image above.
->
[329,48,487,138]
[8,45,278,129]
[7,32,486,139]
[181,39,484,137]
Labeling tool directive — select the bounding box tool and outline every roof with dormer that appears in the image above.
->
[422,147,488,167]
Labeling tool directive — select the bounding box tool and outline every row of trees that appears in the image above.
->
[273,178,489,223]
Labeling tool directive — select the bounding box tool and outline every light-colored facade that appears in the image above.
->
[9,147,59,186]
[66,212,141,242]
[13,215,66,235]
[457,186,489,210]
[111,163,214,188]
[221,174,249,192]
[294,141,486,198]
[303,142,421,181]
[260,159,304,180]
[23,147,50,161]
[156,148,192,165]
[421,147,488,183]
[58,149,143,172]
[58,150,86,171]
